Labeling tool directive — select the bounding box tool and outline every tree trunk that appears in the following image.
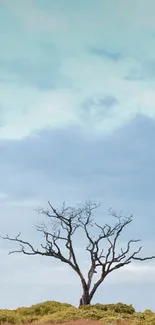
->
[79,289,91,306]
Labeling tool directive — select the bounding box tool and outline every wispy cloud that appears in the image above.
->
[89,47,123,62]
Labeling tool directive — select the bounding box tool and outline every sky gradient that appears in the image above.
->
[0,0,155,312]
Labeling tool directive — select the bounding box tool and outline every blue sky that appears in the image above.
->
[0,0,155,312]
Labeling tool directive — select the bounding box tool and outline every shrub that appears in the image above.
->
[15,301,72,317]
[0,310,21,324]
[40,307,81,323]
[144,309,154,315]
[0,300,154,324]
[79,303,135,314]
[80,309,104,320]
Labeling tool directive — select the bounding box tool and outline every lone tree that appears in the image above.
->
[2,201,155,306]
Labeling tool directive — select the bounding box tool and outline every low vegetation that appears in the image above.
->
[0,301,155,325]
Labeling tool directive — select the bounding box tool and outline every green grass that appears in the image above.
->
[0,301,154,325]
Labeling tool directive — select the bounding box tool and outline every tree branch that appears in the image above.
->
[2,200,155,306]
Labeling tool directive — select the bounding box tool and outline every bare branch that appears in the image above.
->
[2,200,155,306]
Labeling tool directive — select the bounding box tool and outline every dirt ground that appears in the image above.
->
[33,319,131,325]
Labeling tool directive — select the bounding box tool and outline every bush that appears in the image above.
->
[0,310,21,324]
[15,301,72,317]
[80,308,104,320]
[79,303,135,314]
[0,300,154,324]
[40,307,81,323]
[144,309,154,315]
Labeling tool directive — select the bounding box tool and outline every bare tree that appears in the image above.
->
[2,201,155,306]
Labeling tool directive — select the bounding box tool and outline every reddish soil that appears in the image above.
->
[33,319,132,325]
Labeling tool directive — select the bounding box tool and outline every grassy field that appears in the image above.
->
[0,301,154,325]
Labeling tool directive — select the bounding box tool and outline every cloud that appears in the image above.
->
[127,60,155,81]
[6,0,69,32]
[1,55,155,140]
[1,0,155,141]
[0,115,155,239]
[89,47,123,62]
[0,84,80,139]
[80,95,119,125]
[1,0,155,311]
